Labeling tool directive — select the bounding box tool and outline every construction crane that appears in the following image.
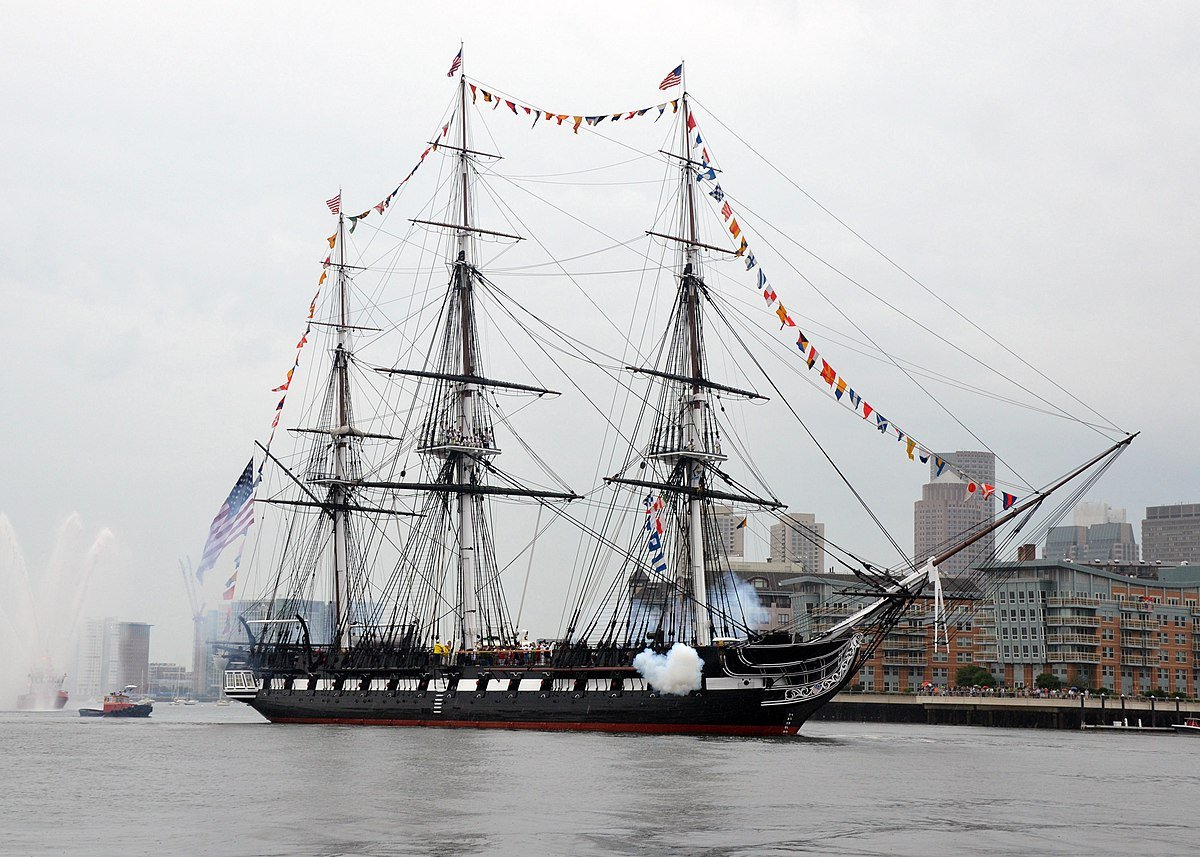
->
[178,558,207,699]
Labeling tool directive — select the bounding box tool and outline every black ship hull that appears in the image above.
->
[227,634,864,736]
[244,685,836,736]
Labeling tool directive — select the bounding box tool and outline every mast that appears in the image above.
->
[331,208,352,649]
[455,66,479,651]
[679,64,712,646]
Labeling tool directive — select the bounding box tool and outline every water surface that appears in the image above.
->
[2,704,1194,856]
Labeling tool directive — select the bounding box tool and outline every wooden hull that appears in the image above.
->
[245,684,834,736]
[230,634,864,736]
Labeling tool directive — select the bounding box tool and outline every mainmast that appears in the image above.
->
[331,209,352,649]
[366,53,577,654]
[678,66,712,647]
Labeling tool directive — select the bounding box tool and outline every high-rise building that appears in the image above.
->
[915,451,996,575]
[1045,520,1139,563]
[1073,502,1126,527]
[930,450,996,489]
[74,617,115,701]
[114,622,151,692]
[769,513,826,574]
[1142,503,1200,563]
[74,618,152,700]
[192,608,226,699]
[711,505,746,559]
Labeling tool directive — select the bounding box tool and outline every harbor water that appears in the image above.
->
[2,704,1194,856]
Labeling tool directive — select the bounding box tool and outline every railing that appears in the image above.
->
[1121,654,1154,666]
[1119,637,1156,649]
[882,656,928,667]
[1046,651,1101,664]
[1047,596,1101,608]
[1046,616,1100,627]
[881,641,927,652]
[1046,634,1099,646]
[1121,618,1161,631]
[812,606,853,617]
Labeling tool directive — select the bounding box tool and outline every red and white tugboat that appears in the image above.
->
[79,686,153,718]
[16,668,69,710]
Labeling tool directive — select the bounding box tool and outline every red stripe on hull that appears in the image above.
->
[267,716,798,737]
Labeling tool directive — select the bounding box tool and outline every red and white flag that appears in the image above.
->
[447,48,462,77]
[325,193,341,214]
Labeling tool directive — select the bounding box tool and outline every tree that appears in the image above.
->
[1035,672,1062,691]
[955,665,997,687]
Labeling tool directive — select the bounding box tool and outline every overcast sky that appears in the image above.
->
[3,2,1198,669]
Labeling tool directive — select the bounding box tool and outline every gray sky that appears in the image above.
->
[3,2,1198,668]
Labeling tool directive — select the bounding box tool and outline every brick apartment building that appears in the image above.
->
[768,558,1199,696]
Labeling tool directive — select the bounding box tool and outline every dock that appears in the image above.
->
[814,692,1200,731]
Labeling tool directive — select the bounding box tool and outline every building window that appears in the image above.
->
[777,614,790,625]
[750,578,768,589]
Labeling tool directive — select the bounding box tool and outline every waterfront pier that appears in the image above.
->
[815,692,1200,730]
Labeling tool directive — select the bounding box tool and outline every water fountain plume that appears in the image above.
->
[0,512,115,708]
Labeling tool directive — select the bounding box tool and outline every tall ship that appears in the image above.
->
[220,57,1133,735]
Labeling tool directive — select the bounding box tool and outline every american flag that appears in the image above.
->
[658,64,682,90]
[447,48,462,77]
[325,193,341,214]
[195,459,256,582]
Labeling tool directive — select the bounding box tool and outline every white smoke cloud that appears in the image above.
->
[633,643,703,696]
[721,573,769,628]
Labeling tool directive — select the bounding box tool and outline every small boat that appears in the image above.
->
[1173,718,1200,735]
[79,686,152,718]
